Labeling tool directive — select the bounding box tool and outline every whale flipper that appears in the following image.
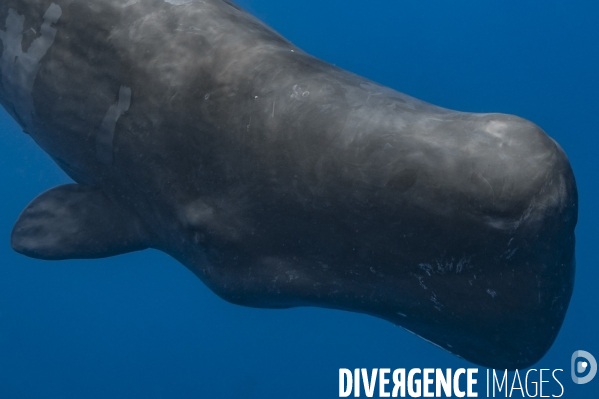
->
[11,184,150,260]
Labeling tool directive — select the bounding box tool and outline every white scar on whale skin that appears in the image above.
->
[121,0,193,8]
[96,86,132,166]
[165,0,193,5]
[121,0,139,7]
[0,4,62,132]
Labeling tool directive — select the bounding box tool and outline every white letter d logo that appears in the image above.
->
[571,350,597,384]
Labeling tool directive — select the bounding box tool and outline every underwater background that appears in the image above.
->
[0,0,597,398]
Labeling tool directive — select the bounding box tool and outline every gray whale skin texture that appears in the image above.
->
[0,0,577,369]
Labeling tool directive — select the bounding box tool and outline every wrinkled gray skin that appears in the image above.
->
[0,0,577,369]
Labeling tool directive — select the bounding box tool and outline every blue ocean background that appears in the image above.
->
[0,0,597,397]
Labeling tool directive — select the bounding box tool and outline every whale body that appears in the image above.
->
[0,0,577,369]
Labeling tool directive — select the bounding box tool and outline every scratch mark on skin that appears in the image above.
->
[419,263,433,276]
[122,0,138,6]
[164,0,192,5]
[497,176,507,199]
[96,86,132,166]
[505,247,518,259]
[366,92,382,103]
[431,292,442,311]
[476,171,496,201]
[272,99,276,118]
[455,257,469,273]
[0,4,62,132]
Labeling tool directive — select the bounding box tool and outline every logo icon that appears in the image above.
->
[571,350,597,384]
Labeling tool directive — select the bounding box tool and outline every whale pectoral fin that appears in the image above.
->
[11,184,150,260]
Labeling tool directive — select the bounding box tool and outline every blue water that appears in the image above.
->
[0,0,597,398]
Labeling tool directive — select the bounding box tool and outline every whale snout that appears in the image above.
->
[457,114,575,227]
[459,115,577,368]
